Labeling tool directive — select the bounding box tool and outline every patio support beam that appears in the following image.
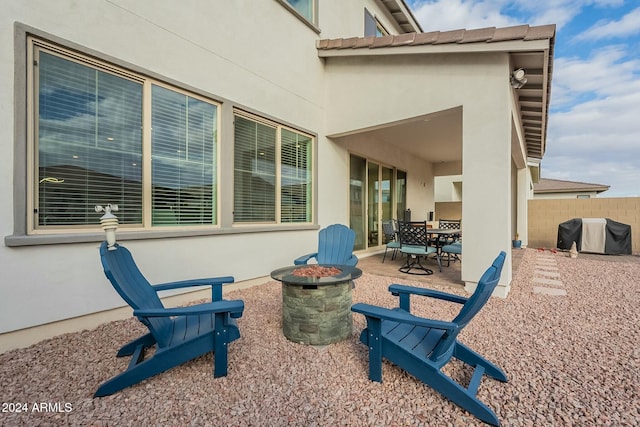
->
[461,60,513,297]
[516,167,530,248]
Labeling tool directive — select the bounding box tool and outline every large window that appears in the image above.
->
[30,39,219,232]
[234,112,313,224]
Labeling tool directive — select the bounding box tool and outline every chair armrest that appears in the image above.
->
[351,303,457,331]
[294,253,317,265]
[153,276,235,291]
[346,255,359,267]
[153,276,234,301]
[134,299,244,318]
[389,284,467,312]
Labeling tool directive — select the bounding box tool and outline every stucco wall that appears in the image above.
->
[528,197,640,252]
[1,0,401,334]
[1,0,526,343]
[434,202,462,221]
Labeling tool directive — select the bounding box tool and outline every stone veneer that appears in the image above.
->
[282,280,352,345]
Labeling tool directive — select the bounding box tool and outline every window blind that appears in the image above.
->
[233,116,277,222]
[151,85,217,226]
[281,129,312,223]
[37,50,143,226]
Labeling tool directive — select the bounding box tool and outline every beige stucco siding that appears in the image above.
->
[0,0,365,334]
[322,52,514,293]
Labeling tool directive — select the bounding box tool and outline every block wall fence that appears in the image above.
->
[435,198,639,254]
[527,197,639,253]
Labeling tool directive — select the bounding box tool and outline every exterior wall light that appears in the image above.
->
[510,68,527,88]
[95,204,119,250]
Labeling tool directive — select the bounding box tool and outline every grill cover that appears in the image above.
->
[557,218,632,254]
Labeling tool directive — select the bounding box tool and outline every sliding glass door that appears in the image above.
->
[350,154,406,250]
[350,155,366,250]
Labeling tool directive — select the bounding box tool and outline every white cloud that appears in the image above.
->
[551,45,640,107]
[544,50,640,197]
[575,7,640,41]
[409,0,518,32]
[408,0,584,32]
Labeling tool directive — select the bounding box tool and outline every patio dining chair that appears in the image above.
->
[382,220,400,263]
[397,220,440,274]
[352,251,507,426]
[431,219,461,246]
[441,240,462,267]
[95,241,244,397]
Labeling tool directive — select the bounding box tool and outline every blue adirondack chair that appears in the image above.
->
[95,241,244,397]
[352,251,507,426]
[294,224,358,266]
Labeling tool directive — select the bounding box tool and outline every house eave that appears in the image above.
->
[317,38,551,58]
[380,0,423,33]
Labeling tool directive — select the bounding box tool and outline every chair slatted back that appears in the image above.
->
[382,221,396,243]
[398,221,429,248]
[316,224,356,265]
[99,242,173,347]
[429,251,506,362]
[437,219,461,243]
[438,219,461,230]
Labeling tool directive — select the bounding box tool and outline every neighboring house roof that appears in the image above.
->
[534,178,610,194]
[317,24,555,161]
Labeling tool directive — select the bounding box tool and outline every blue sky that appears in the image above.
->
[406,0,640,197]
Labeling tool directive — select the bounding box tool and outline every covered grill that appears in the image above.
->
[557,218,632,254]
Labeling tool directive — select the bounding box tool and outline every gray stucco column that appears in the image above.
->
[461,73,513,297]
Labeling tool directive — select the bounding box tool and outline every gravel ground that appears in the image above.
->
[1,249,639,426]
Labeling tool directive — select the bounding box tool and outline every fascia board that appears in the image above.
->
[318,39,551,58]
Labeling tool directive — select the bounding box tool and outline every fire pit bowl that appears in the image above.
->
[270,264,362,345]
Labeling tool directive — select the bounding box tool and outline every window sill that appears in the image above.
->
[4,224,319,247]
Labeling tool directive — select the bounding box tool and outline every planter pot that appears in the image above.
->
[512,240,522,249]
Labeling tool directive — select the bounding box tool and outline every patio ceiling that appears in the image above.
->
[346,107,462,163]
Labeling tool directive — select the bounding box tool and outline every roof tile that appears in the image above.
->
[317,24,556,51]
[524,24,556,41]
[433,29,465,44]
[460,27,496,43]
[338,37,359,49]
[371,35,394,48]
[316,39,329,49]
[392,33,417,45]
[354,36,375,49]
[411,31,440,46]
[491,25,530,42]
[326,38,343,49]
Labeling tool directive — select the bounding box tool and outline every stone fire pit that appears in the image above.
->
[270,264,362,345]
